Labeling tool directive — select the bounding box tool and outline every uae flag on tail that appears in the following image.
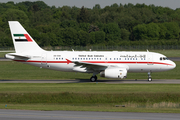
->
[14,34,33,42]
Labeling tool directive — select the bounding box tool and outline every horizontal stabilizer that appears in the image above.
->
[5,53,30,59]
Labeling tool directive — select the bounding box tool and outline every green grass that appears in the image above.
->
[0,92,179,103]
[1,103,180,113]
[0,83,180,113]
[151,50,180,57]
[0,52,7,57]
[0,52,14,57]
[0,83,180,93]
[0,61,180,80]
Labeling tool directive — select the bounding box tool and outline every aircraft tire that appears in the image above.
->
[148,77,152,82]
[90,76,97,82]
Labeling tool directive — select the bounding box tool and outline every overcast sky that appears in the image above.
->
[0,0,180,9]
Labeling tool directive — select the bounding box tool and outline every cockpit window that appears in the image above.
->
[160,57,168,60]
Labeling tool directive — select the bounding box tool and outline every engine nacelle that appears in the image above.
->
[100,68,127,79]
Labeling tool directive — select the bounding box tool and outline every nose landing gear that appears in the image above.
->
[148,72,152,82]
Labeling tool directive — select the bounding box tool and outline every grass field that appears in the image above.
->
[0,83,179,93]
[150,50,180,57]
[0,83,180,113]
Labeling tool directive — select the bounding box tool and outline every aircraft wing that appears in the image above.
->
[71,60,127,71]
[72,61,107,71]
[74,61,107,67]
[70,59,129,71]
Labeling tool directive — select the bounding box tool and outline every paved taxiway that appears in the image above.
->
[0,110,179,120]
[0,79,180,84]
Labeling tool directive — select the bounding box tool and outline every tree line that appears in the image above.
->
[0,1,180,47]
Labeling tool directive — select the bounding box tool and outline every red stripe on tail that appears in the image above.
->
[24,34,33,42]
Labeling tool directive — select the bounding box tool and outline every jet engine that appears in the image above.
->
[100,68,127,79]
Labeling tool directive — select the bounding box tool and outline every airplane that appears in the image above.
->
[5,21,176,82]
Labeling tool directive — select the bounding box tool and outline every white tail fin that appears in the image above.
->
[8,21,44,53]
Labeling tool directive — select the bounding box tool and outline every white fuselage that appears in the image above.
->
[10,51,176,73]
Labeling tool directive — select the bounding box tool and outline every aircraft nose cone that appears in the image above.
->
[173,62,176,68]
[171,61,176,69]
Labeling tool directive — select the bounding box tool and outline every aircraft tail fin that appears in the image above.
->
[8,21,44,53]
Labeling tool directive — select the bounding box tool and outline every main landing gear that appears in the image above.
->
[90,75,97,82]
[90,72,98,82]
[148,72,152,82]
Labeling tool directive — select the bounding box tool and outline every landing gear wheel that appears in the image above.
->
[90,76,97,82]
[148,77,152,82]
[147,72,152,82]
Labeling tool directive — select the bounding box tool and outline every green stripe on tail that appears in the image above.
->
[14,34,24,37]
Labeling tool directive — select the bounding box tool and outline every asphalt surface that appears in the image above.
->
[0,110,179,120]
[168,57,180,61]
